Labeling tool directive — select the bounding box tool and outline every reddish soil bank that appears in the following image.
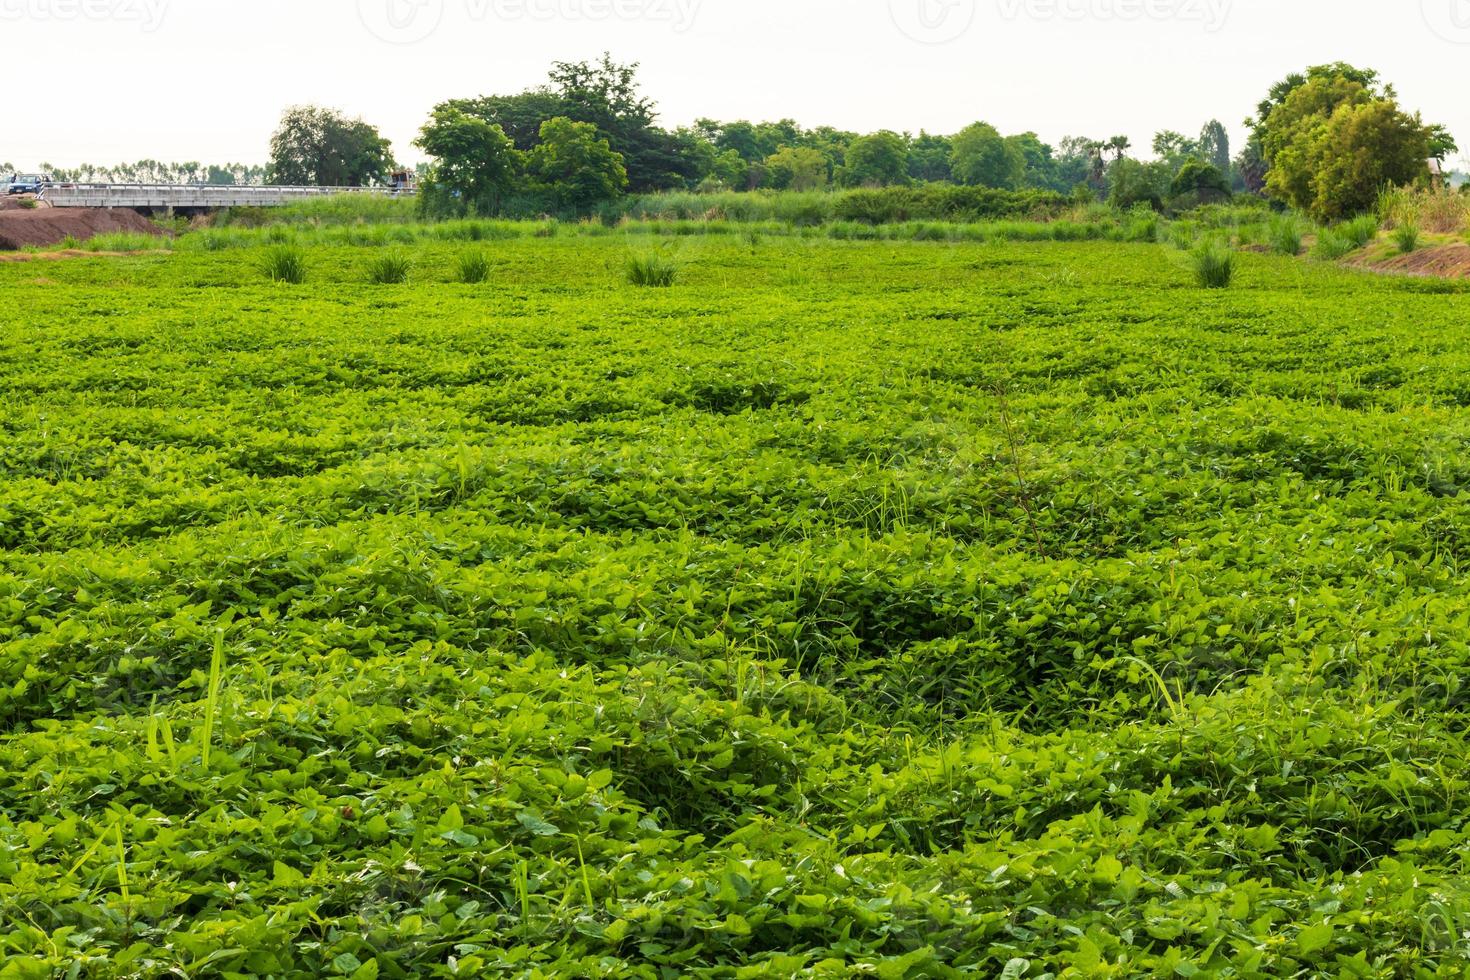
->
[0,207,167,250]
[1357,242,1470,279]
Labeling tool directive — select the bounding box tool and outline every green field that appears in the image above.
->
[5,234,1470,977]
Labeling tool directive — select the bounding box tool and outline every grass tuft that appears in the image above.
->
[456,249,491,284]
[1392,222,1420,254]
[367,250,412,285]
[260,245,308,284]
[1312,229,1354,260]
[1267,215,1303,256]
[1340,215,1380,250]
[1190,239,1235,289]
[626,252,679,287]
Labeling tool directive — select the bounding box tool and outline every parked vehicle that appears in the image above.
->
[6,174,53,195]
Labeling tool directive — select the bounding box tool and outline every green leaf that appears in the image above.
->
[1094,855,1124,883]
[437,804,464,832]
[1297,922,1334,955]
[273,861,305,887]
[722,913,752,936]
[516,811,560,837]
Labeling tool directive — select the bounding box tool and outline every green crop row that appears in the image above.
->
[2,237,1470,976]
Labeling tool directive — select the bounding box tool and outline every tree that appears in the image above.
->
[1007,132,1058,190]
[1249,62,1390,137]
[1234,137,1267,193]
[1428,124,1458,165]
[1308,101,1431,219]
[415,106,522,216]
[907,131,953,183]
[1104,135,1132,162]
[1199,120,1231,175]
[1054,136,1103,192]
[546,54,698,192]
[764,146,829,191]
[1108,158,1171,210]
[267,106,394,187]
[950,123,1024,189]
[702,119,763,161]
[840,131,910,187]
[445,90,567,151]
[442,56,698,193]
[1152,130,1200,170]
[1170,159,1231,206]
[1257,66,1430,221]
[526,117,628,214]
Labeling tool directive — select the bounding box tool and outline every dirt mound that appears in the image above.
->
[0,248,160,263]
[1351,242,1470,279]
[0,207,166,250]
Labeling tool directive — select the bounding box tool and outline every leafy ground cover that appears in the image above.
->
[3,235,1470,977]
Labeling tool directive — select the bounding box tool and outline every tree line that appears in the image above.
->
[401,56,1457,222]
[9,160,268,186]
[10,57,1458,224]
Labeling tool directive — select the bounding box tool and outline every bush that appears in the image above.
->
[367,250,412,284]
[1122,207,1161,243]
[1190,239,1235,288]
[18,198,37,210]
[1341,215,1380,249]
[1267,215,1304,256]
[1392,222,1420,254]
[260,245,308,284]
[457,250,491,284]
[1312,229,1354,259]
[626,252,678,287]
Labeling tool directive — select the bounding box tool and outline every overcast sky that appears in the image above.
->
[4,0,1469,172]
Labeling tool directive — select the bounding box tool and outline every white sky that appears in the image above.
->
[3,0,1469,172]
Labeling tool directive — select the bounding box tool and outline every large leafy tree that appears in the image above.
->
[1257,65,1430,220]
[1307,101,1432,219]
[1054,136,1104,192]
[1108,158,1172,211]
[526,117,628,213]
[1152,130,1201,171]
[543,55,698,192]
[415,106,521,216]
[441,91,566,152]
[950,122,1024,189]
[1198,120,1231,175]
[267,106,394,187]
[1170,159,1231,205]
[907,131,953,183]
[1428,124,1458,166]
[764,146,829,191]
[1007,132,1058,190]
[839,131,910,187]
[431,56,696,194]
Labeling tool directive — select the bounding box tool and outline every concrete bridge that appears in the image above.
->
[38,184,415,209]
